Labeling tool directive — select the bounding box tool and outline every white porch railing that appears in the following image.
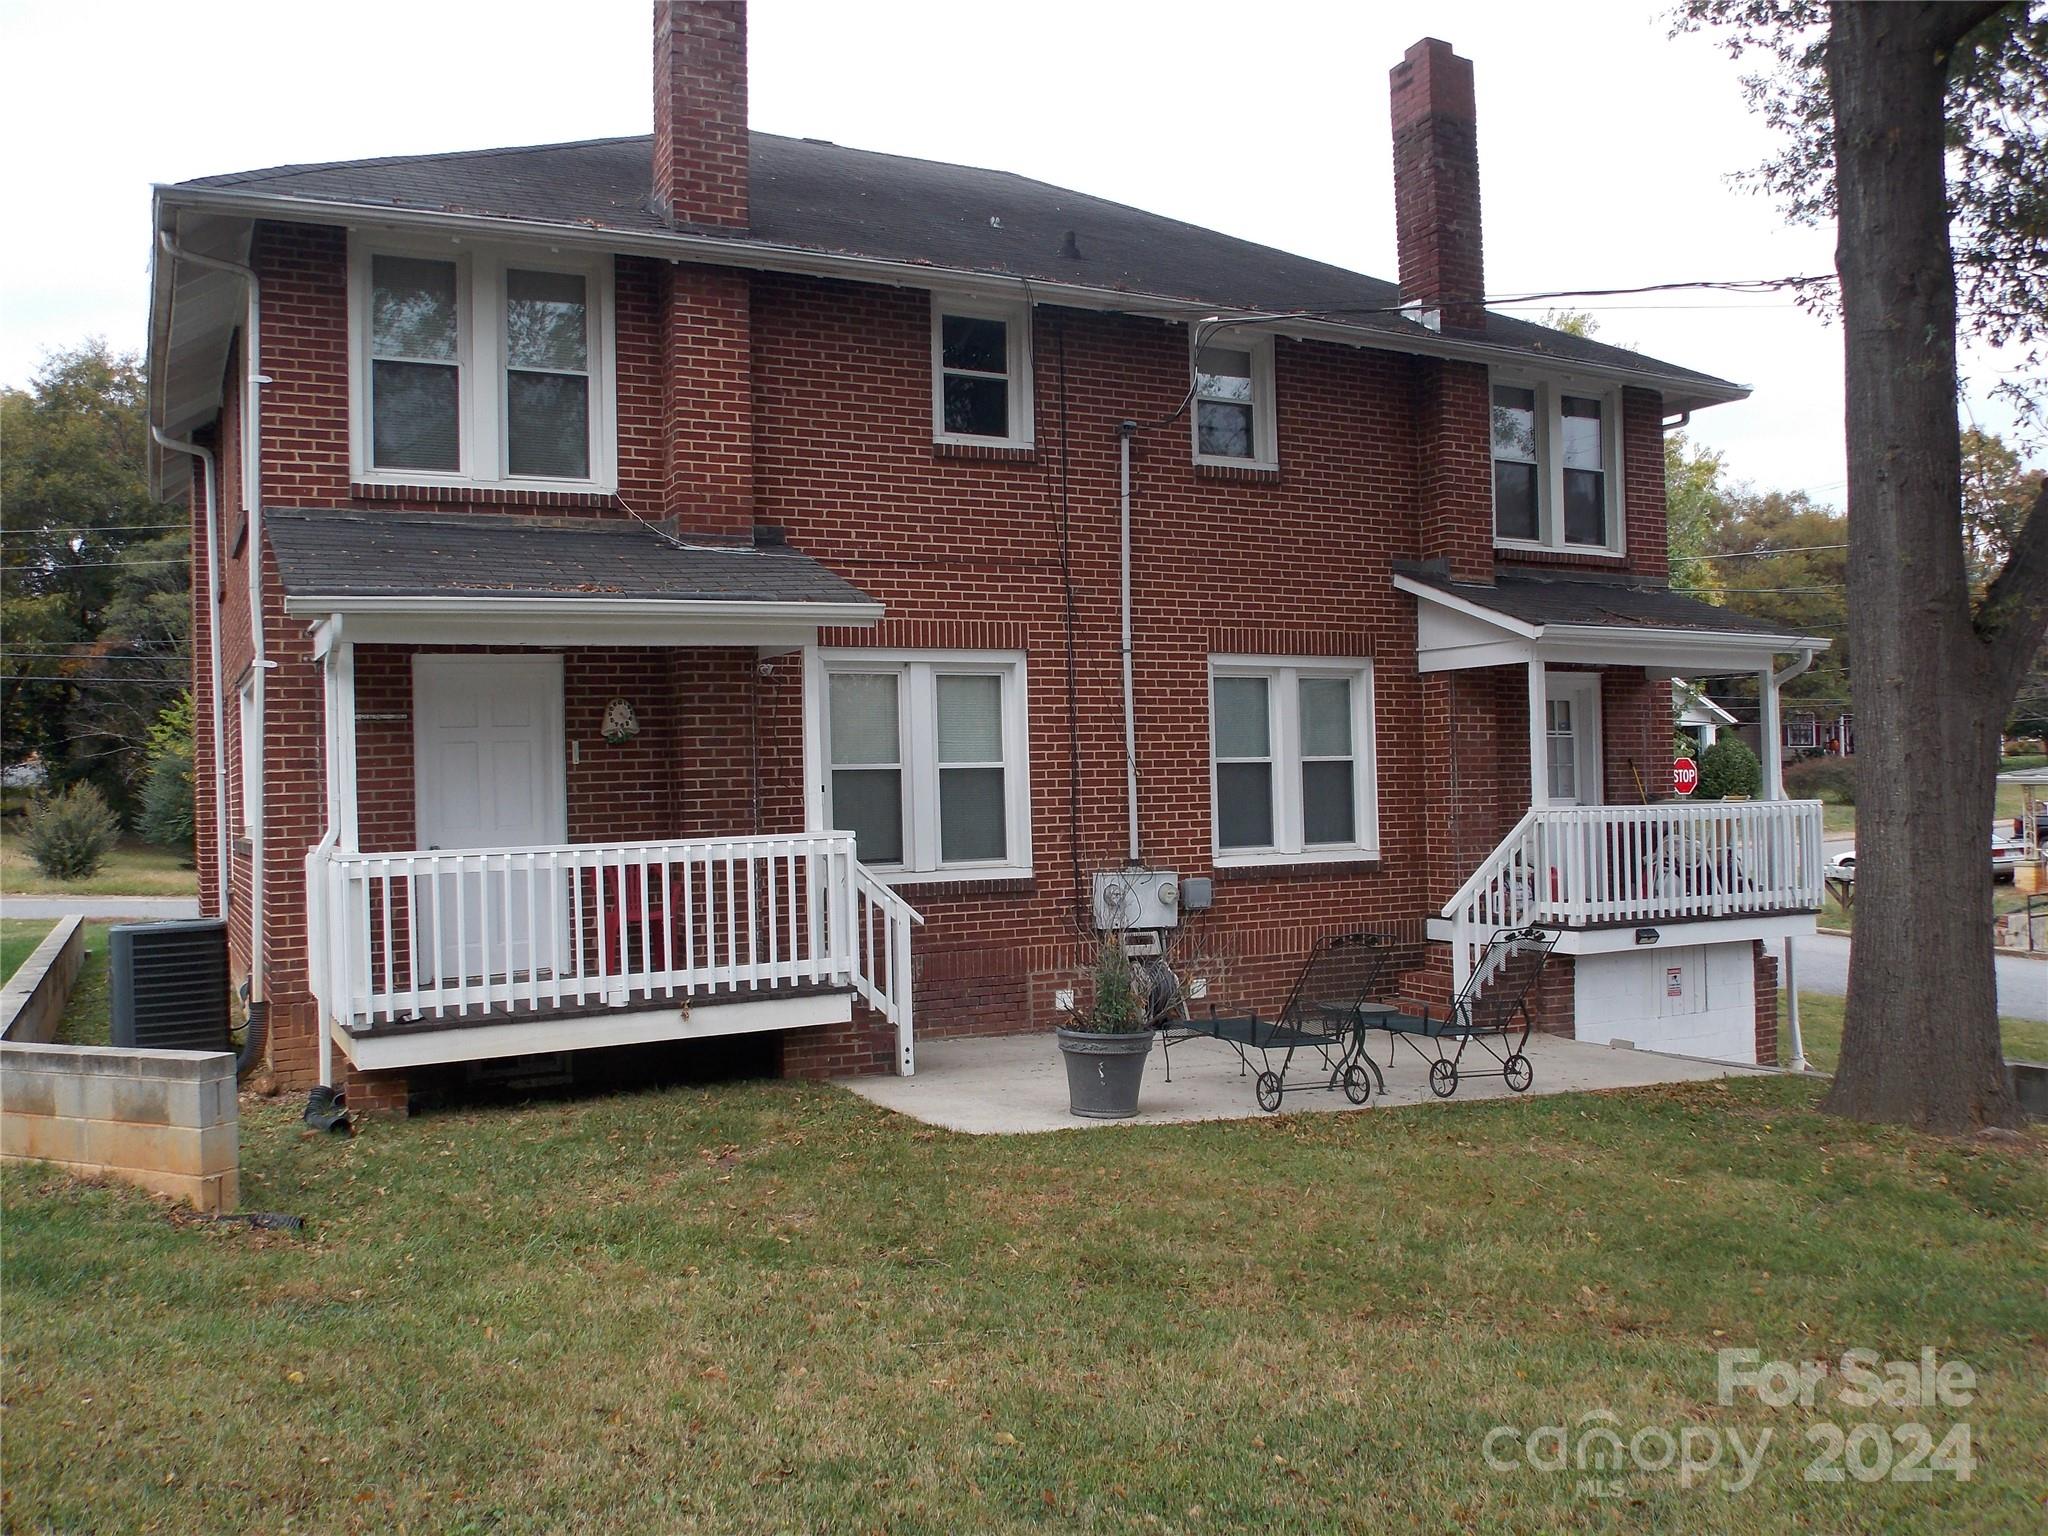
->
[307,831,924,1072]
[1442,800,1825,989]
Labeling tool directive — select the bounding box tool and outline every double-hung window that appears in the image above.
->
[1210,657,1377,866]
[1192,331,1277,468]
[352,240,615,489]
[819,651,1032,881]
[931,299,1032,446]
[1490,376,1622,553]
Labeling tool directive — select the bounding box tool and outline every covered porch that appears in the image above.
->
[1397,564,1829,1017]
[273,508,921,1082]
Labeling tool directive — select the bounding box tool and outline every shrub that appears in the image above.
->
[1696,737,1762,801]
[1072,942,1144,1034]
[21,783,120,880]
[135,695,197,852]
[137,750,195,851]
[1783,754,1856,805]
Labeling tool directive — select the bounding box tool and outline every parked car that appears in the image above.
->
[1830,835,2018,883]
[1992,831,2020,882]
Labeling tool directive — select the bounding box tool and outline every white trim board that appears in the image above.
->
[334,989,854,1072]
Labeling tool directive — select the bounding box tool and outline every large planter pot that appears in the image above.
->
[1057,1027,1154,1119]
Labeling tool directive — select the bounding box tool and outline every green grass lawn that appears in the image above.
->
[0,827,196,897]
[0,916,55,984]
[5,1075,2044,1532]
[45,920,116,1046]
[1794,990,2048,1072]
[1820,781,2044,847]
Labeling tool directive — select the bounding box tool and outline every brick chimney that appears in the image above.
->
[652,2,749,230]
[1390,38,1484,334]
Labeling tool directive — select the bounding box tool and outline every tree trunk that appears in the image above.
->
[1821,1,2020,1131]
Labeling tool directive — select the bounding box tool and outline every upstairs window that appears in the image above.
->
[369,256,461,473]
[1191,331,1277,468]
[931,300,1032,446]
[1490,377,1622,553]
[351,239,615,489]
[504,269,591,480]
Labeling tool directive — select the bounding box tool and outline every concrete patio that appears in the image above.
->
[840,1029,1779,1135]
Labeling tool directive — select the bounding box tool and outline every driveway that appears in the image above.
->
[1792,931,2047,1022]
[0,895,201,921]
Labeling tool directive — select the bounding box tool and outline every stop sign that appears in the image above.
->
[1673,757,1699,796]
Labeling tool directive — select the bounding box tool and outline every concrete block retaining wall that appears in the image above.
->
[1,1041,240,1213]
[0,915,84,1044]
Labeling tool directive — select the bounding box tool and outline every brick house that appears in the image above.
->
[145,5,1826,1113]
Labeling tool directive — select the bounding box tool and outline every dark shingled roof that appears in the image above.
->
[174,133,1739,401]
[1399,564,1820,640]
[266,508,878,607]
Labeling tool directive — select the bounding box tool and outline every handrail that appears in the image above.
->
[1442,801,1825,991]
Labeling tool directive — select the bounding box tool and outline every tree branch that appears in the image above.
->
[1922,1,2018,55]
[1977,475,2048,705]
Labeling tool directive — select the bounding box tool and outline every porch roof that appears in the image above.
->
[1393,564,1828,673]
[270,509,883,648]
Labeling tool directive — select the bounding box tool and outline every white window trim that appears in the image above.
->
[930,297,1034,448]
[808,647,1034,884]
[1489,371,1625,557]
[1785,713,1819,750]
[1209,654,1379,868]
[237,675,258,838]
[1190,328,1279,470]
[348,233,618,492]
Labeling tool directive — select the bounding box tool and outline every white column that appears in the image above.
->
[1759,665,1784,800]
[335,640,358,850]
[1526,660,1549,810]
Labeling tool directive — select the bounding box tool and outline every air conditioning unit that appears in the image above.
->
[109,919,231,1053]
[1093,868,1181,931]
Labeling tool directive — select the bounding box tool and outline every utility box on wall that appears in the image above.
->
[1093,869,1181,931]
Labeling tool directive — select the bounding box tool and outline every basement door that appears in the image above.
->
[413,655,568,987]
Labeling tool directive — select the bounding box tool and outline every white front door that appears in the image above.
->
[414,655,567,985]
[1543,674,1603,807]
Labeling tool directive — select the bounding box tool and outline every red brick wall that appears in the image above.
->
[199,218,1689,1093]
[1390,39,1485,334]
[1754,942,1780,1067]
[652,2,749,231]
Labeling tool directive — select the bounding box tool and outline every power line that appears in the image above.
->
[1692,543,1849,559]
[0,675,189,688]
[1,557,189,571]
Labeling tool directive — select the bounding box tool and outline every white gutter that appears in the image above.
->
[152,185,1753,412]
[159,231,267,1014]
[148,426,230,918]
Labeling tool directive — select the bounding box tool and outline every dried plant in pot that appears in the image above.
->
[1057,940,1155,1119]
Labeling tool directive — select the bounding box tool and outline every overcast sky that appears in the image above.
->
[0,0,2033,500]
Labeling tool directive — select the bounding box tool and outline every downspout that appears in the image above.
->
[148,426,230,920]
[1772,644,1818,1074]
[1117,421,1140,864]
[158,231,268,1033]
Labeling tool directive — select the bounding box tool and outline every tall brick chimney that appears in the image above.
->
[1390,38,1484,334]
[652,2,749,230]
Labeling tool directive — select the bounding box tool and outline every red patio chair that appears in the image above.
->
[584,864,669,975]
